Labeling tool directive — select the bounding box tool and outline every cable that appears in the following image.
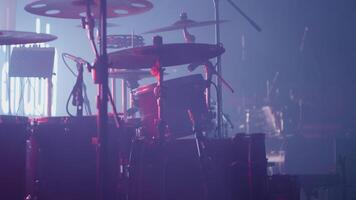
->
[16,78,25,115]
[66,84,76,117]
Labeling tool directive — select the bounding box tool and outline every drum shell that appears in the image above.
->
[134,74,208,139]
[0,115,28,200]
[28,116,133,200]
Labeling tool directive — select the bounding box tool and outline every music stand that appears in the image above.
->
[9,47,55,116]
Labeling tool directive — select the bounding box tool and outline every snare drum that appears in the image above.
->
[134,74,208,139]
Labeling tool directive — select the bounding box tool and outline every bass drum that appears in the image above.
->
[27,116,136,200]
[133,74,209,139]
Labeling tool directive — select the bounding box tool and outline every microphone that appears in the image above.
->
[187,62,202,72]
[63,53,89,65]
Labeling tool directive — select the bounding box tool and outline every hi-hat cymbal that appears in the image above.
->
[0,30,57,45]
[106,34,144,49]
[143,12,228,34]
[108,43,225,69]
[25,0,154,19]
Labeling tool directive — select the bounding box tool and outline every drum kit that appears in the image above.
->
[0,1,269,200]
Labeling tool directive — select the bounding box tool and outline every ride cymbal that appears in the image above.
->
[108,43,225,69]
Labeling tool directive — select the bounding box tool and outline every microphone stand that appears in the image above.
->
[82,1,110,200]
[82,82,92,115]
[204,61,234,107]
[72,62,84,117]
[97,1,109,200]
[213,0,261,138]
[188,109,209,200]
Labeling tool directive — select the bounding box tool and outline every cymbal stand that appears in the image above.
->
[150,36,168,200]
[121,79,128,120]
[213,0,261,137]
[183,27,234,135]
[213,0,223,138]
[151,36,167,143]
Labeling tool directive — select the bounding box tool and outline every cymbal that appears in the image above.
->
[0,30,57,45]
[108,43,225,69]
[143,12,228,34]
[106,34,144,49]
[25,0,154,19]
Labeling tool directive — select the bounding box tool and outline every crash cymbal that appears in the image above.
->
[25,0,153,19]
[0,30,57,45]
[143,12,228,34]
[106,34,144,49]
[108,43,225,69]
